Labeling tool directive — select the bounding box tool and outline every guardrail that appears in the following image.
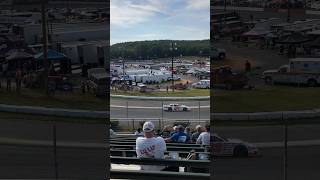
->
[212,109,320,121]
[111,94,210,101]
[111,156,210,167]
[111,157,210,179]
[110,169,210,180]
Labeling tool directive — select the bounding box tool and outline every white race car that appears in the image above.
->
[212,134,259,157]
[163,104,191,112]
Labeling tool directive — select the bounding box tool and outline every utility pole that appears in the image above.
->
[122,60,125,76]
[224,0,227,25]
[170,42,177,92]
[287,0,291,22]
[119,47,125,75]
[41,0,49,96]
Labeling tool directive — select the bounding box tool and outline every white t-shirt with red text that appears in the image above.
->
[136,136,166,171]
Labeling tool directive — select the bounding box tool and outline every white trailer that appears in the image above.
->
[81,44,98,64]
[263,58,320,86]
[62,45,79,64]
[289,58,320,73]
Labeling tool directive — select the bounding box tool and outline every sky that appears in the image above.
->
[110,0,210,45]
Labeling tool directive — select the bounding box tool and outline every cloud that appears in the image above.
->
[111,0,210,44]
[185,0,210,10]
[110,0,170,27]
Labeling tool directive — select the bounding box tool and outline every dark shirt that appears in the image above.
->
[191,132,201,142]
[170,131,189,143]
[159,130,171,138]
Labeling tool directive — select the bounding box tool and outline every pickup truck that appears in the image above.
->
[262,58,320,87]
[212,66,248,90]
[211,47,226,60]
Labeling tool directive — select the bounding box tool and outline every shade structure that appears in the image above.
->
[303,37,320,48]
[34,49,67,61]
[275,33,310,44]
[5,49,33,61]
[242,28,270,37]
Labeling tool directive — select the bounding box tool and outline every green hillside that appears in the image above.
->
[111,40,210,60]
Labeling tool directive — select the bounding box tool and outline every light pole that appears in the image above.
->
[170,42,177,92]
[119,47,125,75]
[287,0,291,22]
[41,0,49,96]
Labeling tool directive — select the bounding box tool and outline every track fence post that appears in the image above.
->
[283,112,288,180]
[161,101,164,122]
[53,123,58,179]
[198,101,201,122]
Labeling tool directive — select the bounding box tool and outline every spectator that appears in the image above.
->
[191,125,203,142]
[6,74,11,91]
[2,62,8,76]
[159,125,172,138]
[170,126,178,136]
[81,80,86,93]
[110,129,116,136]
[136,121,166,171]
[165,125,189,143]
[134,128,144,136]
[197,124,210,145]
[184,127,192,140]
[15,68,22,93]
[245,60,251,73]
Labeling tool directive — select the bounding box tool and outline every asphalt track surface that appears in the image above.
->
[110,98,210,120]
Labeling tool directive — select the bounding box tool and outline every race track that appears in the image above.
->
[110,98,210,120]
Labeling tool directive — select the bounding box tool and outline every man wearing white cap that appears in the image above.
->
[136,121,166,171]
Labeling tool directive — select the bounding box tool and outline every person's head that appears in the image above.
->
[177,125,184,132]
[173,126,177,131]
[143,121,155,138]
[163,125,172,132]
[185,127,191,133]
[137,128,142,133]
[195,125,202,133]
[205,124,210,132]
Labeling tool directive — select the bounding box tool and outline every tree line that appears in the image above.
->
[110,40,210,60]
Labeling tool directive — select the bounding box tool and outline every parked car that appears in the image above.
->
[192,80,210,89]
[87,73,108,96]
[211,47,226,60]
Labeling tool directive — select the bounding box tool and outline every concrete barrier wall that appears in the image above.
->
[0,104,108,119]
[1,103,319,121]
[212,109,320,120]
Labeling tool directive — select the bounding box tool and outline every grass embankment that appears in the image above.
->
[111,89,210,97]
[0,89,107,110]
[213,85,320,113]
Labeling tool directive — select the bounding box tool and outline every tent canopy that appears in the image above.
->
[6,50,33,61]
[275,33,310,44]
[34,49,67,61]
[304,37,320,48]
